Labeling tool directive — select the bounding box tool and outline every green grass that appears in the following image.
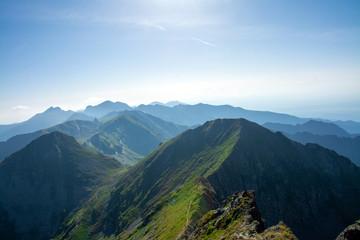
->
[125,177,212,239]
[53,167,128,240]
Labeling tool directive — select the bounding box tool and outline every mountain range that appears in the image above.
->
[55,118,360,240]
[2,101,359,142]
[263,120,360,166]
[136,103,307,126]
[263,120,352,137]
[1,101,360,240]
[0,111,188,166]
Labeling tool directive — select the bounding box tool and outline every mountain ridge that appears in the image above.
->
[57,118,360,240]
[263,120,352,137]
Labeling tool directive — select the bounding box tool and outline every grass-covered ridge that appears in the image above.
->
[57,119,242,239]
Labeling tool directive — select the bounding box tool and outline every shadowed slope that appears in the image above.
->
[0,132,123,240]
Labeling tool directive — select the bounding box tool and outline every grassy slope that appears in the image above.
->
[57,119,240,239]
[53,168,128,240]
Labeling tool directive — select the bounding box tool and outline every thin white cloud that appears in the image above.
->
[144,21,166,31]
[191,38,215,46]
[12,105,29,111]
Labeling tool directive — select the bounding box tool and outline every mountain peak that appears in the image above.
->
[84,101,132,118]
[0,131,122,239]
[44,106,62,112]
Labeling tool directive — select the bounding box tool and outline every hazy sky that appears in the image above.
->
[1,0,359,124]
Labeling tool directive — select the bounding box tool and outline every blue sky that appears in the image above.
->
[1,0,359,123]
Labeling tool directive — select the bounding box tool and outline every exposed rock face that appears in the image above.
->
[0,131,122,240]
[185,190,297,240]
[336,220,360,240]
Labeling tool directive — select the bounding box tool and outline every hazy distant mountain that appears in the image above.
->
[136,103,307,126]
[0,107,74,141]
[334,120,360,134]
[66,112,95,121]
[263,120,359,166]
[263,120,351,137]
[0,120,100,161]
[149,100,186,107]
[58,118,360,240]
[0,123,21,135]
[83,101,132,118]
[284,132,360,167]
[100,110,189,139]
[83,114,165,165]
[0,112,188,164]
[0,132,123,240]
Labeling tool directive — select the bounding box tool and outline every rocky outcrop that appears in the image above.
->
[336,220,360,240]
[185,190,297,239]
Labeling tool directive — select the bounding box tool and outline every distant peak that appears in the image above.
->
[97,100,114,106]
[45,106,62,112]
[150,101,165,106]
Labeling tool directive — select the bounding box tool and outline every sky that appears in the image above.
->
[0,0,359,124]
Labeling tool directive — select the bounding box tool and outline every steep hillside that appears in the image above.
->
[57,118,360,240]
[0,132,124,240]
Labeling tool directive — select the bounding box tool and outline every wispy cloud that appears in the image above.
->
[191,38,216,46]
[141,20,166,31]
[122,18,167,31]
